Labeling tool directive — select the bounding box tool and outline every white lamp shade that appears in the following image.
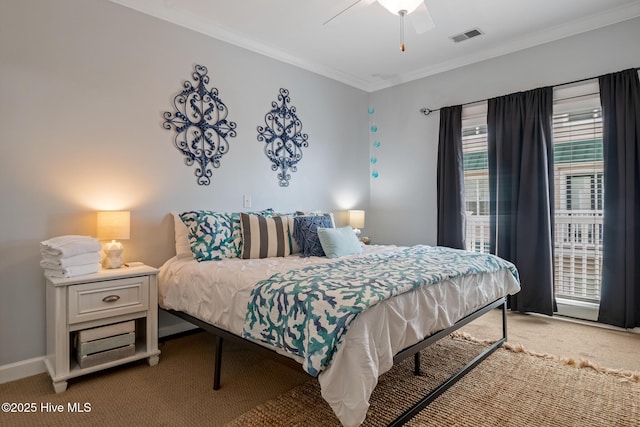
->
[348,210,365,229]
[377,0,423,14]
[97,211,131,240]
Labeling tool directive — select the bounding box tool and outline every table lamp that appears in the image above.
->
[347,209,365,239]
[97,211,130,269]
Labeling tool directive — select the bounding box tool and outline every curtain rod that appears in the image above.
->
[420,66,640,116]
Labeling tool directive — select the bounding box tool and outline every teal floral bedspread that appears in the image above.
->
[242,245,519,376]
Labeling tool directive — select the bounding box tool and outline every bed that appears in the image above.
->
[158,211,521,426]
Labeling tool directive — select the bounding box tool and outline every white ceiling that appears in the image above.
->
[109,0,640,92]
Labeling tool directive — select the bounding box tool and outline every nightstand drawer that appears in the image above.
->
[68,276,149,324]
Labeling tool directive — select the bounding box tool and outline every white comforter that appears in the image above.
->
[157,245,521,426]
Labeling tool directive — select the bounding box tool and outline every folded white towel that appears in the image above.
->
[41,238,102,259]
[40,251,102,269]
[44,263,102,279]
[40,235,98,248]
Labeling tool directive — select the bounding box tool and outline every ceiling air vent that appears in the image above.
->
[450,28,483,43]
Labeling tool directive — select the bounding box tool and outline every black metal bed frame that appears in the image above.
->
[164,296,507,426]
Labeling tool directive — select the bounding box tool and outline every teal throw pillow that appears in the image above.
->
[180,210,239,261]
[317,226,363,258]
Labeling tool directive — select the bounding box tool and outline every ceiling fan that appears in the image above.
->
[323,0,435,52]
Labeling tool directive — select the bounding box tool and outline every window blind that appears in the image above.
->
[462,102,490,253]
[552,81,603,303]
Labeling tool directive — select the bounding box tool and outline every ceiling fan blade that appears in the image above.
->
[323,0,376,27]
[409,2,435,34]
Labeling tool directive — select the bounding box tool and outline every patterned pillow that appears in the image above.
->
[295,211,336,227]
[240,213,291,259]
[180,211,239,261]
[293,215,333,257]
[180,209,275,261]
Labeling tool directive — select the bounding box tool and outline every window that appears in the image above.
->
[553,82,603,304]
[460,82,604,318]
[464,177,489,215]
[462,103,490,254]
[566,174,602,211]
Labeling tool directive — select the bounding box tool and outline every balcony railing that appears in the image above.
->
[465,210,603,302]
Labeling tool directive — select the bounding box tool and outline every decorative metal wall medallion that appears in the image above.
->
[163,65,237,185]
[257,88,309,187]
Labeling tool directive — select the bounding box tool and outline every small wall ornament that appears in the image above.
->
[368,107,380,179]
[163,65,237,185]
[257,88,309,187]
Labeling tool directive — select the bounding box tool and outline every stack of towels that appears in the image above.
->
[40,235,103,278]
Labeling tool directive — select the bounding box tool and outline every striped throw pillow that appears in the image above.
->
[240,213,291,259]
[284,215,300,254]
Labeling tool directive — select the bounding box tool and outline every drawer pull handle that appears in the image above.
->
[102,295,121,303]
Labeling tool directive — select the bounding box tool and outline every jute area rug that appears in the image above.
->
[227,333,640,427]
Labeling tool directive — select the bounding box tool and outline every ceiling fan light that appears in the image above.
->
[377,0,423,15]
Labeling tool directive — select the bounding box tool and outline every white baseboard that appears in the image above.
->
[554,299,640,334]
[0,323,197,385]
[0,356,46,385]
[555,297,599,322]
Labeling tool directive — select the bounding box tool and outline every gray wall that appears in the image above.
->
[0,0,369,365]
[368,17,640,246]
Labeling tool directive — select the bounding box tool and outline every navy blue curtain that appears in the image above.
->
[598,68,640,328]
[437,105,466,249]
[488,87,556,316]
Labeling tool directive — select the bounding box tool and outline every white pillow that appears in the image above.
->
[172,212,193,259]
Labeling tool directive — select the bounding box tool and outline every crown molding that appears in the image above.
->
[110,0,640,93]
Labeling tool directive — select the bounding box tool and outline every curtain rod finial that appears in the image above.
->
[420,108,433,116]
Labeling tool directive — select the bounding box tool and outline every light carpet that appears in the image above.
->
[226,333,640,426]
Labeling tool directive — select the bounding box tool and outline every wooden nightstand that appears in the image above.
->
[44,265,160,392]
